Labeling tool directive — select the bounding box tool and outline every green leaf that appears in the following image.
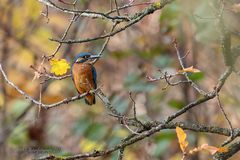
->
[154,130,175,141]
[168,99,185,109]
[188,72,204,82]
[111,51,131,59]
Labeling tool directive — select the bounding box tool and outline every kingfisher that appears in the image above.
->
[71,52,100,105]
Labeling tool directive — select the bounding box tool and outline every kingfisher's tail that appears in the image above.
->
[84,93,96,105]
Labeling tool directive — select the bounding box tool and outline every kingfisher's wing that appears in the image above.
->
[91,65,97,89]
[71,64,77,92]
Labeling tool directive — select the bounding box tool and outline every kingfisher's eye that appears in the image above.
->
[83,55,90,59]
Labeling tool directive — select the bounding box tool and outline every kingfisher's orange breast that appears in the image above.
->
[72,63,95,94]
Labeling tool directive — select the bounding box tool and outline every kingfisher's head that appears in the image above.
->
[73,52,100,64]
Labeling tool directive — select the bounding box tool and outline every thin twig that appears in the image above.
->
[146,71,190,88]
[47,14,79,59]
[163,71,190,87]
[216,93,234,146]
[129,92,137,120]
[173,39,207,95]
[129,92,145,128]
[114,0,120,16]
[73,0,78,9]
[30,65,72,82]
[93,22,118,64]
[180,50,190,60]
[122,116,140,135]
[37,84,42,118]
[41,5,49,23]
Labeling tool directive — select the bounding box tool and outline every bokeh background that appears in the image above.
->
[0,0,240,159]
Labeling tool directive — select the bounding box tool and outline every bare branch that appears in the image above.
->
[96,89,122,116]
[50,0,174,44]
[34,64,234,159]
[214,140,240,160]
[166,67,233,123]
[0,63,91,109]
[38,0,129,21]
[37,121,240,160]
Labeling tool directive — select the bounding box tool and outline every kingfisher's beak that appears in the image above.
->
[89,55,101,59]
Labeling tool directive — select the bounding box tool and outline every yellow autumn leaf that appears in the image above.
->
[176,126,188,153]
[178,66,201,73]
[153,2,161,8]
[217,147,228,153]
[50,58,70,76]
